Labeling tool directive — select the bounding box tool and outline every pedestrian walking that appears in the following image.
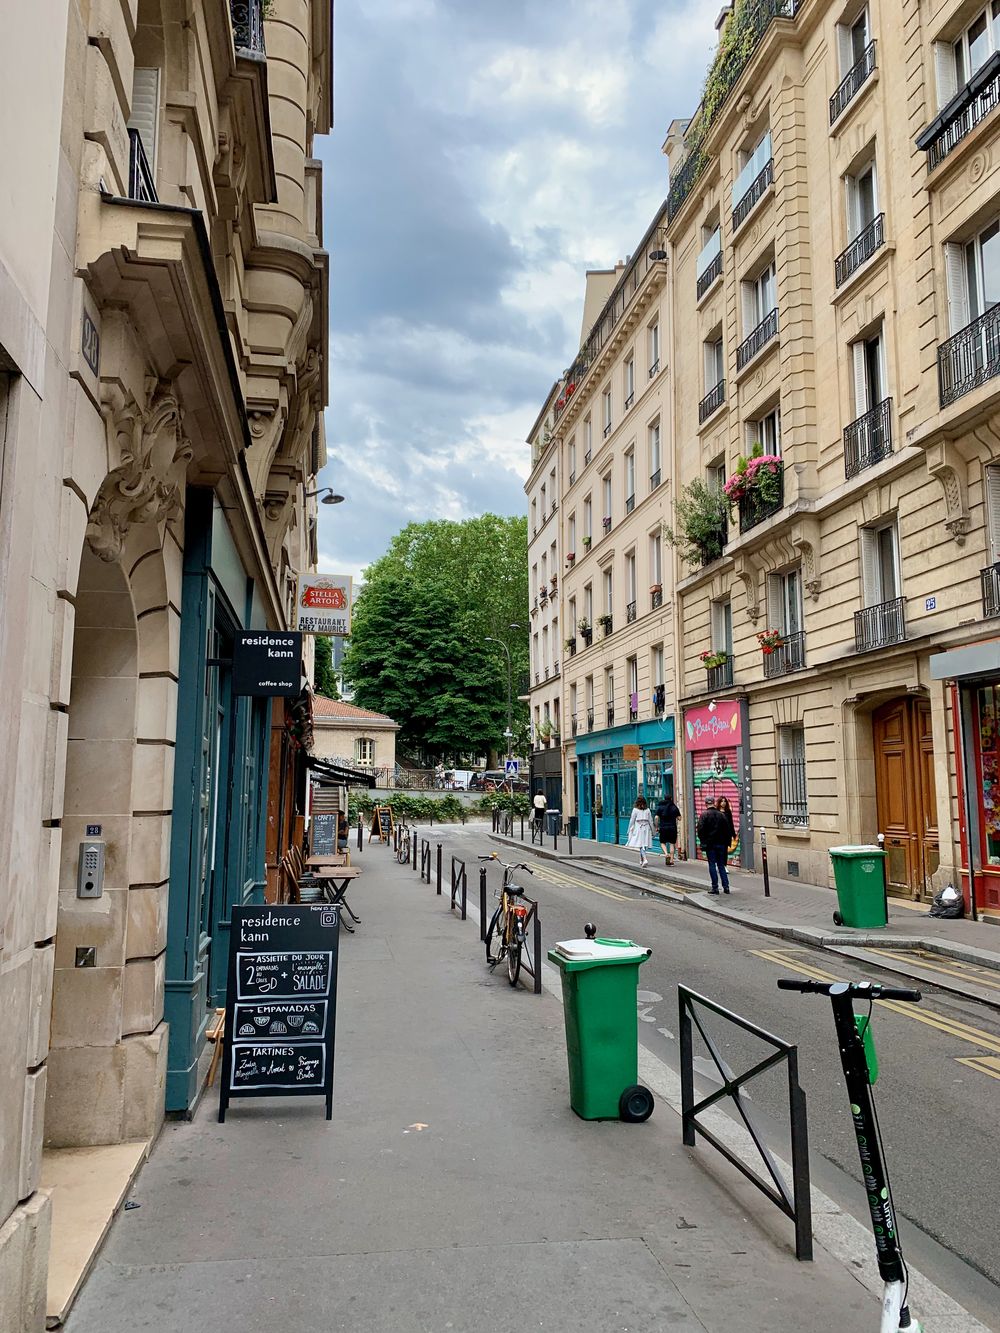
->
[532,789,547,832]
[697,801,731,894]
[654,793,681,864]
[626,795,654,868]
[716,796,736,862]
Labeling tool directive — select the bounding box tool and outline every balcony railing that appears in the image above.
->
[917,50,1000,172]
[653,684,665,716]
[834,213,885,287]
[651,588,663,610]
[231,0,265,55]
[706,657,734,691]
[625,493,635,514]
[829,40,876,123]
[572,716,579,737]
[732,158,773,231]
[584,449,592,465]
[127,129,157,203]
[844,397,892,479]
[667,146,709,223]
[626,600,637,623]
[700,521,728,565]
[938,303,1000,407]
[736,307,778,371]
[699,379,726,424]
[983,563,1000,618]
[603,515,612,534]
[778,760,809,827]
[650,468,661,490]
[586,708,595,732]
[603,422,612,439]
[738,471,784,533]
[762,630,805,678]
[625,391,635,410]
[606,705,616,726]
[697,250,723,299]
[854,596,905,652]
[567,639,577,658]
[649,358,660,378]
[553,660,560,675]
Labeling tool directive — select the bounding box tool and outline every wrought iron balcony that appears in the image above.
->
[737,471,784,533]
[567,638,577,658]
[572,715,579,736]
[854,597,905,652]
[539,585,548,601]
[938,303,1000,407]
[844,397,892,479]
[697,250,723,299]
[648,359,660,378]
[625,392,635,410]
[127,129,157,203]
[778,760,808,826]
[544,666,550,679]
[762,630,805,678]
[667,146,708,223]
[699,521,728,565]
[626,601,637,623]
[917,50,1000,172]
[599,617,613,636]
[829,40,876,124]
[651,588,663,610]
[650,468,661,490]
[982,563,1000,619]
[653,684,665,716]
[699,379,725,424]
[732,159,773,231]
[231,0,265,55]
[629,703,639,722]
[603,422,612,439]
[736,307,778,371]
[606,705,616,726]
[553,660,560,675]
[834,213,884,287]
[706,657,734,691]
[586,708,595,732]
[625,493,635,514]
[569,470,576,486]
[584,449,592,465]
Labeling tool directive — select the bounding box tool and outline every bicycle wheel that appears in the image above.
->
[485,905,505,967]
[506,928,522,987]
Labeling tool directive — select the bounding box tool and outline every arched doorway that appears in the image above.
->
[873,696,938,897]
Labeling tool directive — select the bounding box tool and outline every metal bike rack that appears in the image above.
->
[449,857,467,919]
[678,985,812,1261]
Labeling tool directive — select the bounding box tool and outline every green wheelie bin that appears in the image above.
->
[829,845,888,928]
[548,936,654,1122]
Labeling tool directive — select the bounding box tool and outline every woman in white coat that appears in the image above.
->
[626,795,654,868]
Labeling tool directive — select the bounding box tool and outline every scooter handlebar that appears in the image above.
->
[777,978,921,1002]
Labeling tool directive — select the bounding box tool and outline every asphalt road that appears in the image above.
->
[415,821,1000,1322]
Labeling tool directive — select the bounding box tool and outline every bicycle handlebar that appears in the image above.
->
[777,978,921,1002]
[478,854,533,873]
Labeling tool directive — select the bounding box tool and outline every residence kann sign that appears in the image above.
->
[232,631,301,696]
[294,574,352,636]
[219,904,341,1122]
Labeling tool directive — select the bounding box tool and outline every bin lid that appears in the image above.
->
[553,937,649,962]
[829,844,885,856]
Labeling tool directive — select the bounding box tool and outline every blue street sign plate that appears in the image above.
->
[504,758,519,777]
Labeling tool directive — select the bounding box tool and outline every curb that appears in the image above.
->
[489,832,1000,1000]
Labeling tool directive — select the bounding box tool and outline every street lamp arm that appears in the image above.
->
[483,636,514,757]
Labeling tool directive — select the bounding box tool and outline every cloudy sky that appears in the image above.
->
[313,0,717,582]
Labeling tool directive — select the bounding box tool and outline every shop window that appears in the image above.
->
[977,684,1000,865]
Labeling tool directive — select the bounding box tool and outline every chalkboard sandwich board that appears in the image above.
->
[219,903,341,1122]
[310,812,337,858]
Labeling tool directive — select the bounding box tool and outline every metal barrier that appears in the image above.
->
[479,866,488,941]
[436,843,443,895]
[519,895,542,995]
[449,857,467,919]
[678,985,812,1261]
[420,838,431,883]
[412,828,418,870]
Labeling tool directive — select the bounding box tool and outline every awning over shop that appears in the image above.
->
[306,754,379,788]
[930,640,1000,681]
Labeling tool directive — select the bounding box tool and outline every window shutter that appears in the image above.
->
[986,465,1000,561]
[852,340,869,415]
[837,23,853,75]
[128,67,160,167]
[741,281,756,332]
[766,573,782,626]
[944,242,971,334]
[934,42,959,109]
[860,526,879,605]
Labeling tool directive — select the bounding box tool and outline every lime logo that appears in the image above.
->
[880,1188,888,1200]
[850,1103,861,1114]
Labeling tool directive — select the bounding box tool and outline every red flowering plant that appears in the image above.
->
[700,649,729,669]
[756,628,784,655]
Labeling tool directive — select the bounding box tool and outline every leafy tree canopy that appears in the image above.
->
[313,636,340,699]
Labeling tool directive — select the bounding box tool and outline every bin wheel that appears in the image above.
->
[833,910,844,926]
[619,1085,654,1123]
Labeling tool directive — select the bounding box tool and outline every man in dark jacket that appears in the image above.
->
[697,804,731,894]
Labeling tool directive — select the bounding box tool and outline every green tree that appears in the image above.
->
[313,636,340,699]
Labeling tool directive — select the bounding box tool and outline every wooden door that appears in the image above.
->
[873,698,936,896]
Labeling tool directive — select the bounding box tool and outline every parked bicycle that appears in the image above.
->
[777,977,923,1333]
[395,821,411,865]
[479,852,533,986]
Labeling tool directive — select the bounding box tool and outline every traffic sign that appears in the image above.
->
[504,758,519,777]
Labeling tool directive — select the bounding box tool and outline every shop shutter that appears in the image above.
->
[127,66,160,167]
[944,242,970,335]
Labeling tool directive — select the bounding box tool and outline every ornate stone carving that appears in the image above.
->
[791,516,821,600]
[926,440,971,545]
[734,553,761,624]
[88,384,193,562]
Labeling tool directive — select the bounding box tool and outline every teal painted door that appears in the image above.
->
[617,767,638,843]
[598,772,617,843]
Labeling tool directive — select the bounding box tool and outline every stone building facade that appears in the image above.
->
[311,697,400,775]
[0,2,332,1326]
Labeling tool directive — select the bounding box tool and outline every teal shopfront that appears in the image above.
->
[575,717,676,844]
[165,490,272,1113]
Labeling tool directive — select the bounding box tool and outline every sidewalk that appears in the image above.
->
[495,830,1000,1003]
[68,844,882,1332]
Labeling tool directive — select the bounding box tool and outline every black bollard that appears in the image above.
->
[436,843,442,895]
[761,828,770,897]
[479,866,487,941]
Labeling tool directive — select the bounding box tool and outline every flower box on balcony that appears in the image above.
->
[756,628,784,654]
[597,614,613,635]
[650,583,662,596]
[566,552,576,565]
[581,536,592,548]
[724,449,783,507]
[700,650,729,670]
[564,636,576,653]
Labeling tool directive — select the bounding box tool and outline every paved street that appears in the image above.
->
[435,821,1000,1323]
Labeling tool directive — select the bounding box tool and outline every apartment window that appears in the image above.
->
[603,569,613,614]
[531,498,537,533]
[602,388,613,438]
[945,219,1000,334]
[650,531,663,587]
[768,567,803,638]
[127,66,160,193]
[540,482,546,516]
[778,725,808,825]
[733,129,772,208]
[697,224,723,295]
[711,598,733,655]
[584,583,593,622]
[861,522,900,606]
[626,551,637,620]
[852,327,886,414]
[605,667,615,724]
[840,7,871,73]
[846,158,878,240]
[549,469,556,511]
[706,459,727,495]
[602,473,612,530]
[624,450,636,511]
[532,631,539,672]
[532,563,538,599]
[746,406,782,456]
[704,337,724,390]
[570,682,578,725]
[651,643,664,686]
[583,496,593,541]
[988,465,1000,565]
[648,321,660,375]
[955,2,1000,92]
[568,437,577,483]
[568,513,577,554]
[584,415,593,460]
[649,418,661,486]
[624,356,635,409]
[355,738,375,766]
[743,261,777,332]
[586,676,594,709]
[627,656,638,720]
[568,597,577,631]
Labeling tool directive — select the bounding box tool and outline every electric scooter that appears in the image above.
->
[777,978,923,1333]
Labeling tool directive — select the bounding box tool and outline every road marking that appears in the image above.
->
[956,1055,1000,1081]
[753,946,1000,1058]
[867,947,1000,991]
[526,862,631,902]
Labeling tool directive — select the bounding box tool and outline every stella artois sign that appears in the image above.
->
[294,574,352,636]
